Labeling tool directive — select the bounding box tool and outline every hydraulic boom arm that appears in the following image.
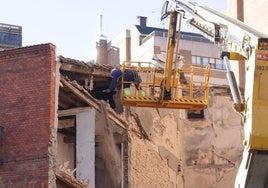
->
[173,0,268,187]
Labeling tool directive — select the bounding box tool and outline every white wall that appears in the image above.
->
[76,108,95,187]
[58,107,96,187]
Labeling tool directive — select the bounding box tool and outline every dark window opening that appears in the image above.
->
[187,109,204,119]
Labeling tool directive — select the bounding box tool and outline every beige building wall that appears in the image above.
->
[110,29,131,64]
[227,0,268,88]
[132,35,155,62]
[130,27,144,62]
[183,87,243,187]
[180,39,220,59]
[227,0,268,35]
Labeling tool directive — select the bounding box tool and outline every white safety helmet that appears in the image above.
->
[110,68,117,74]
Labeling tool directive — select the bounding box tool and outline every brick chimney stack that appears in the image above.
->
[96,40,108,65]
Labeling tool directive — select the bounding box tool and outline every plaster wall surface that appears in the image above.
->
[57,133,75,170]
[227,0,268,35]
[76,108,95,187]
[110,29,130,64]
[128,87,243,188]
[182,88,244,188]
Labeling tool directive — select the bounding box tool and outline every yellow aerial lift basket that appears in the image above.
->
[120,61,210,110]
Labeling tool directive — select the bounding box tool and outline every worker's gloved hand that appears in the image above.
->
[139,90,145,97]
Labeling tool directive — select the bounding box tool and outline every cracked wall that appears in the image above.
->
[129,108,185,187]
[182,87,244,188]
[127,87,243,188]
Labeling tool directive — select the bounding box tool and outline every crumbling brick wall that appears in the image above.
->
[0,44,57,187]
[129,135,174,187]
[128,108,184,187]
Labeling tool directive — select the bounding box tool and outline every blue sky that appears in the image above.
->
[1,0,226,61]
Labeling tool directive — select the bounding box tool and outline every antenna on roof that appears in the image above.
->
[99,14,107,40]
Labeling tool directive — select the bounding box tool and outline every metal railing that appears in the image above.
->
[120,61,210,110]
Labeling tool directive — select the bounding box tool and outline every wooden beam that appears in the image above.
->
[60,76,101,111]
[60,76,128,130]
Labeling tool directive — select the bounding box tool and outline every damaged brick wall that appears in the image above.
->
[127,87,243,187]
[0,44,57,187]
[129,135,174,187]
[128,108,184,187]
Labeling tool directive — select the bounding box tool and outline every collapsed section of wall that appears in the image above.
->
[0,44,57,187]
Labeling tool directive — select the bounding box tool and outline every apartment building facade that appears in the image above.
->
[109,16,228,86]
[0,23,22,50]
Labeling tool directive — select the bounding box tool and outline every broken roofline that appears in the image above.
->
[59,55,113,77]
[59,75,128,130]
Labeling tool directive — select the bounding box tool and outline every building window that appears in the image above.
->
[216,59,225,70]
[210,58,216,69]
[202,57,209,65]
[187,110,204,119]
[196,56,201,64]
[192,56,196,64]
[192,55,225,70]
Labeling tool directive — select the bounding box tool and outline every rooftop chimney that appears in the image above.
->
[137,16,147,27]
[99,14,107,40]
[96,14,108,64]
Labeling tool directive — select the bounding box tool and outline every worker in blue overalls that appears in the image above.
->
[106,68,144,96]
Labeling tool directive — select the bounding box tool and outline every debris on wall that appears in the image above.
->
[56,162,89,188]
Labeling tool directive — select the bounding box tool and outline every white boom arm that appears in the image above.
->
[175,0,267,58]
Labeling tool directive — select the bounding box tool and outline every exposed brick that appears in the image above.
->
[130,134,174,187]
[0,44,56,187]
